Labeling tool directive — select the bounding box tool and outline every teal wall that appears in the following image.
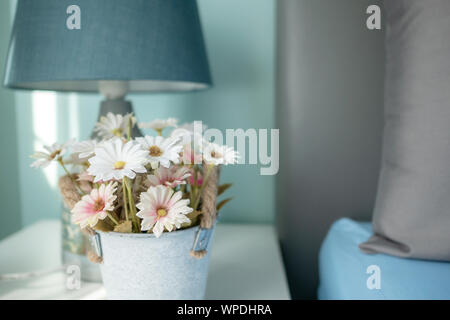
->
[0,0,275,237]
[0,0,21,239]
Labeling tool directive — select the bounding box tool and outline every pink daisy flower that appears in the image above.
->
[189,169,203,186]
[147,166,191,188]
[180,144,203,165]
[71,182,117,228]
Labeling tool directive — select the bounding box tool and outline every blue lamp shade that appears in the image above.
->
[3,0,212,92]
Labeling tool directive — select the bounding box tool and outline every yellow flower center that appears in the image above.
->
[111,128,123,137]
[211,151,222,159]
[149,145,163,157]
[114,161,126,170]
[93,199,105,212]
[49,150,62,160]
[157,208,167,218]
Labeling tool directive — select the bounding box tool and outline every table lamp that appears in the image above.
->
[3,0,212,135]
[3,0,212,282]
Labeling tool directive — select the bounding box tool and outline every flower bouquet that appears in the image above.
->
[31,113,238,299]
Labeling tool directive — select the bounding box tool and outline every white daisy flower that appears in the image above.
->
[94,112,136,139]
[202,142,239,166]
[71,182,117,229]
[139,118,178,134]
[72,140,99,158]
[87,139,148,182]
[136,135,182,169]
[136,185,192,237]
[65,153,90,166]
[30,139,75,168]
[147,166,191,188]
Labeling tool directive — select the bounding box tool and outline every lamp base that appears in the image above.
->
[91,98,142,139]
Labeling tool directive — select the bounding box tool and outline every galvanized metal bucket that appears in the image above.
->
[96,225,215,300]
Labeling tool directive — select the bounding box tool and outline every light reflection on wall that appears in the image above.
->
[68,93,80,139]
[32,91,58,189]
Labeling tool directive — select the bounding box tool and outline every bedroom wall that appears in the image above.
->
[276,0,385,299]
[0,0,275,237]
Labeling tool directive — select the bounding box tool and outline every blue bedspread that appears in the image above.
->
[318,218,450,300]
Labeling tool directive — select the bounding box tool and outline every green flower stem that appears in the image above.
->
[122,178,129,222]
[57,157,83,195]
[190,165,199,207]
[194,166,199,188]
[127,117,133,141]
[192,164,214,211]
[128,186,139,231]
[124,177,140,232]
[189,184,194,209]
[107,213,119,225]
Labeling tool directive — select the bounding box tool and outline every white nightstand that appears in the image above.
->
[0,221,291,300]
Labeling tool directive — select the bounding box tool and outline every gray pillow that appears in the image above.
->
[360,0,450,260]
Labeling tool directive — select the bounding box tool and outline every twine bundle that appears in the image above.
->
[189,165,220,259]
[58,175,82,209]
[59,165,220,263]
